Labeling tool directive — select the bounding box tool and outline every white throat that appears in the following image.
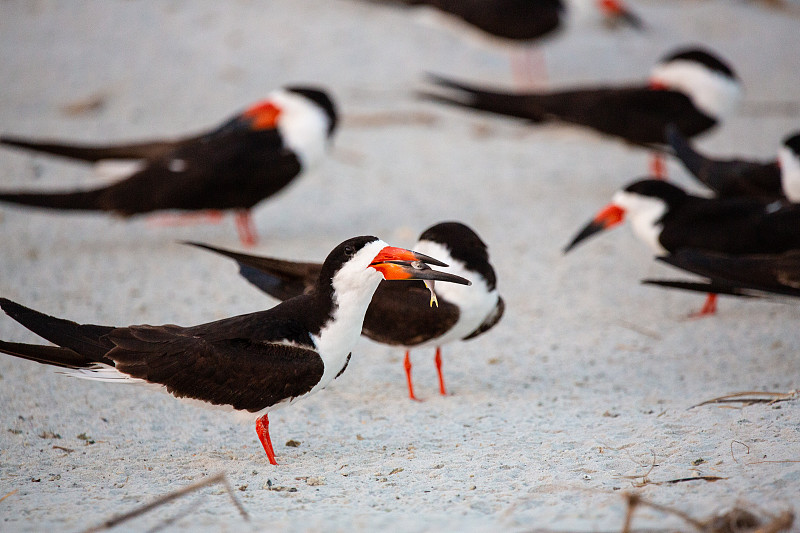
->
[612,190,668,254]
[309,240,387,395]
[650,60,742,120]
[778,146,800,202]
[270,90,331,169]
[412,240,499,345]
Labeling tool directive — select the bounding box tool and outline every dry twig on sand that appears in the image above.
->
[82,472,248,533]
[620,493,794,533]
[689,390,798,410]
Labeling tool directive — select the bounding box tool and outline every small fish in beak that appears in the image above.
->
[405,260,441,307]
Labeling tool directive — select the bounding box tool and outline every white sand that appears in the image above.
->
[1,1,799,531]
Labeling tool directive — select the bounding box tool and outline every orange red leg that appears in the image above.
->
[255,413,277,465]
[434,347,447,396]
[690,293,718,318]
[235,210,258,247]
[403,351,421,401]
[650,153,667,180]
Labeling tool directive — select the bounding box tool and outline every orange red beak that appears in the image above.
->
[564,204,626,253]
[243,101,282,130]
[596,0,645,30]
[370,246,470,285]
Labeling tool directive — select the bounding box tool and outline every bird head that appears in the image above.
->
[649,47,742,121]
[596,0,645,30]
[565,179,681,254]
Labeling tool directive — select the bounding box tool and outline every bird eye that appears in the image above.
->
[344,245,355,256]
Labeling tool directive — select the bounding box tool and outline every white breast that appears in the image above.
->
[270,90,331,169]
[411,240,500,346]
[308,240,388,395]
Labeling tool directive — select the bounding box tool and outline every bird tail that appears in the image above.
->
[664,124,718,189]
[0,187,108,212]
[0,339,98,369]
[0,298,115,364]
[641,279,751,298]
[1,135,179,162]
[184,242,320,301]
[419,73,547,122]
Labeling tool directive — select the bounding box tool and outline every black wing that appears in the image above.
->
[644,249,800,298]
[101,123,301,213]
[660,198,800,254]
[540,87,717,145]
[362,281,459,346]
[358,0,561,40]
[0,134,193,162]
[421,0,561,40]
[642,279,758,298]
[422,76,716,145]
[185,242,320,301]
[106,324,323,412]
[666,124,782,199]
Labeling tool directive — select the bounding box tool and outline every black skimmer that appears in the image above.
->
[421,47,741,176]
[356,0,642,85]
[643,249,800,299]
[564,178,800,314]
[0,236,470,464]
[667,125,800,202]
[187,222,504,400]
[0,86,338,246]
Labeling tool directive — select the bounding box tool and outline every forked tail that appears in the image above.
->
[0,298,115,366]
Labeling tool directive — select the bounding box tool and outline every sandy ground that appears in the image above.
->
[1,1,799,531]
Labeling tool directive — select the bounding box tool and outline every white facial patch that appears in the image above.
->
[309,239,388,395]
[650,59,742,120]
[612,190,668,254]
[270,89,332,169]
[778,145,800,202]
[411,240,500,346]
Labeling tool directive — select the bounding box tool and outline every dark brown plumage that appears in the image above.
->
[644,249,800,299]
[666,124,783,200]
[0,87,338,245]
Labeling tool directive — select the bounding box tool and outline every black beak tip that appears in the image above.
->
[563,225,596,254]
[411,250,449,268]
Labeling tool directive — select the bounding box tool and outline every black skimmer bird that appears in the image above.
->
[0,86,338,246]
[564,178,800,314]
[421,47,741,177]
[0,236,470,464]
[667,125,800,202]
[356,0,642,85]
[643,249,800,299]
[187,222,504,400]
